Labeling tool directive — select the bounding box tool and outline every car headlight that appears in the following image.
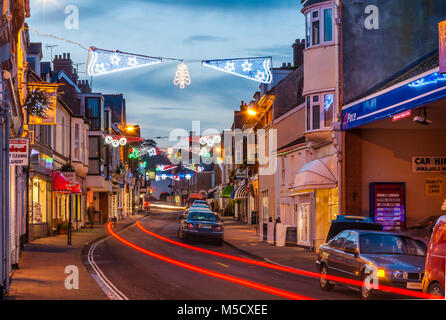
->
[388,270,404,278]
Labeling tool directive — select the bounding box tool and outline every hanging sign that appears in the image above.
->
[87,47,162,76]
[26,82,61,125]
[202,57,273,84]
[440,20,446,74]
[9,138,29,166]
[412,156,446,173]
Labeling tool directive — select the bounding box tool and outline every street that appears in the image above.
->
[86,208,361,300]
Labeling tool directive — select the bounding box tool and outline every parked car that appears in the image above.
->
[187,193,206,207]
[178,209,223,245]
[326,215,383,242]
[193,200,208,206]
[316,230,427,299]
[422,215,446,297]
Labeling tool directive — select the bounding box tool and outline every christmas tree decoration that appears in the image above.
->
[86,47,162,76]
[26,82,61,125]
[173,61,191,89]
[202,57,273,84]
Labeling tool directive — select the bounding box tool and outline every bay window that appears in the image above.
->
[306,93,335,131]
[305,6,334,48]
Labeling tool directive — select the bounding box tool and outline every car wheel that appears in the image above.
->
[360,273,375,300]
[320,264,335,291]
[427,283,445,297]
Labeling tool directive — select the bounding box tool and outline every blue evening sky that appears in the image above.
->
[28,0,305,147]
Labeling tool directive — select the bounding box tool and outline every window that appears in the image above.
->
[281,157,285,185]
[344,233,358,251]
[88,136,101,175]
[330,231,349,249]
[74,123,80,160]
[305,6,334,48]
[290,155,295,185]
[61,117,65,155]
[306,92,334,131]
[86,98,101,131]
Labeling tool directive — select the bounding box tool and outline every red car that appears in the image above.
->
[422,215,446,297]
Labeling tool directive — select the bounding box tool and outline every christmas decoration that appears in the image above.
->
[202,57,273,84]
[87,47,162,76]
[105,135,127,147]
[24,89,54,119]
[173,62,191,89]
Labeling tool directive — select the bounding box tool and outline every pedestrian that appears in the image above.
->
[87,206,94,228]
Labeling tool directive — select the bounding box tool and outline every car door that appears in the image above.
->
[340,232,361,280]
[326,231,350,276]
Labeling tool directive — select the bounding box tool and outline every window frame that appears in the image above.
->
[305,5,335,49]
[305,92,335,132]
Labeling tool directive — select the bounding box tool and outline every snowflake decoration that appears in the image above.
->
[148,148,157,156]
[128,57,138,67]
[224,62,235,73]
[197,166,204,172]
[241,60,252,72]
[95,63,106,74]
[161,174,167,180]
[255,71,266,82]
[110,54,121,66]
[185,174,192,180]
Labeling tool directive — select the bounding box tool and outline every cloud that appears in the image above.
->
[183,35,229,44]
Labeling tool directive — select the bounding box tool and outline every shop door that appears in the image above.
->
[298,203,311,246]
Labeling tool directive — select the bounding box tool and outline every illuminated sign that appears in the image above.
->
[392,110,411,122]
[202,57,273,84]
[440,21,446,74]
[26,83,61,125]
[9,138,29,166]
[412,156,446,173]
[87,47,162,76]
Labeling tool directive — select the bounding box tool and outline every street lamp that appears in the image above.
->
[247,108,258,116]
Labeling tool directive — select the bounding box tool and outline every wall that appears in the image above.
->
[303,45,337,95]
[342,0,446,104]
[360,128,446,226]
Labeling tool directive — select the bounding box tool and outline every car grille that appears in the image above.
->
[407,272,424,280]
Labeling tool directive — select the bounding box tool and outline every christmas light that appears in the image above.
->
[105,135,127,148]
[202,57,273,84]
[173,62,191,89]
[87,47,162,76]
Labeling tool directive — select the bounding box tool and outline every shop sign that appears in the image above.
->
[412,156,446,173]
[425,179,444,197]
[440,20,446,74]
[342,71,446,130]
[9,138,29,166]
[392,110,411,122]
[370,183,406,231]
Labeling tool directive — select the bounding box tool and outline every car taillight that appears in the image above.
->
[187,223,194,230]
[215,226,222,231]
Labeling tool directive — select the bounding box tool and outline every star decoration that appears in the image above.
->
[95,63,106,74]
[128,57,138,67]
[161,174,167,180]
[110,54,121,66]
[224,62,235,73]
[185,174,192,180]
[255,71,266,82]
[241,60,252,72]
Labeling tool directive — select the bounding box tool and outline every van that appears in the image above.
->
[422,215,446,297]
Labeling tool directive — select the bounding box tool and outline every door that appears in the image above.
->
[340,232,361,280]
[298,203,311,246]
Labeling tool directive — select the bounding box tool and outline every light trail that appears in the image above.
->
[135,222,442,300]
[107,223,315,300]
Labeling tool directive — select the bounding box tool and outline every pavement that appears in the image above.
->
[222,217,318,271]
[6,214,145,300]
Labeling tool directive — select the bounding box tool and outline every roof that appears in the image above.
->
[346,50,439,105]
[301,0,327,8]
[277,136,306,153]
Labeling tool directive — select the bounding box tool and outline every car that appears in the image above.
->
[422,215,446,297]
[193,200,208,206]
[178,209,223,245]
[191,203,210,210]
[326,215,383,242]
[316,230,427,299]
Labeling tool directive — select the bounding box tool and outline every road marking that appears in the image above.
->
[215,262,230,268]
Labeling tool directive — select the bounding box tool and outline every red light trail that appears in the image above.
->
[135,221,442,300]
[107,223,315,300]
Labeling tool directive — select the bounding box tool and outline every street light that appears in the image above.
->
[247,108,258,116]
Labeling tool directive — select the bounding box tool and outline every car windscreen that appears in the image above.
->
[187,212,219,222]
[359,234,426,256]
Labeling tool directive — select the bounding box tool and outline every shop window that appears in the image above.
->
[306,92,335,131]
[86,98,102,131]
[30,179,48,224]
[305,6,334,49]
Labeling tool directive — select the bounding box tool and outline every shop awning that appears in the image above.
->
[52,171,70,192]
[221,185,233,198]
[233,184,248,199]
[293,155,338,191]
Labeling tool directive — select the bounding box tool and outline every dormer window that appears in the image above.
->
[305,6,334,48]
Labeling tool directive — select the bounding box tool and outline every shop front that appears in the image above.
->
[292,155,339,250]
[342,66,446,228]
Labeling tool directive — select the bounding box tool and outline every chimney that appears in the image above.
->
[53,52,77,83]
[292,39,305,67]
[77,79,91,93]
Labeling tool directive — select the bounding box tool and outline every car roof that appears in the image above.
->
[341,230,416,237]
[435,215,446,226]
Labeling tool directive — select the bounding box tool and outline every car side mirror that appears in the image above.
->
[344,247,358,256]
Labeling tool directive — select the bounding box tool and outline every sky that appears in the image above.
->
[28,0,305,147]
